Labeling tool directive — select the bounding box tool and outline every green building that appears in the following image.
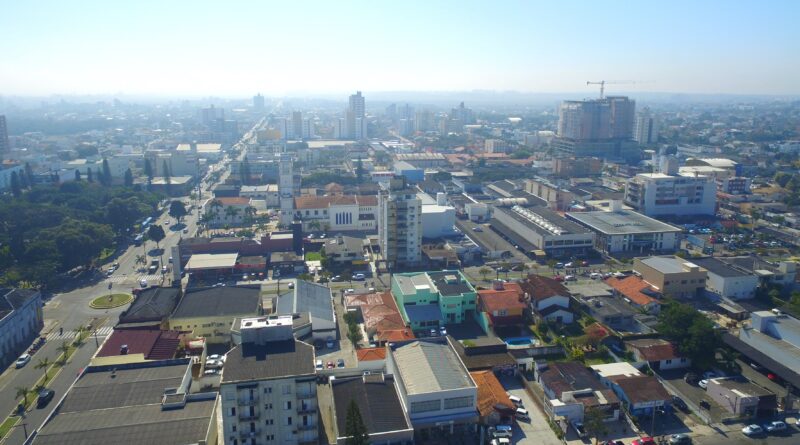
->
[391,270,477,330]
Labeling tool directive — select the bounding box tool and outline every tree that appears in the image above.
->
[355,156,365,183]
[584,407,608,445]
[344,399,370,445]
[144,159,153,185]
[520,263,530,278]
[479,267,492,281]
[657,300,720,370]
[169,200,188,222]
[101,158,112,186]
[347,322,363,346]
[35,357,52,385]
[15,386,31,409]
[74,169,82,181]
[124,167,134,187]
[87,167,94,183]
[57,340,71,364]
[73,325,87,345]
[148,224,166,249]
[547,259,558,271]
[10,171,21,198]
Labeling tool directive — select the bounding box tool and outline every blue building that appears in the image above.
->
[393,160,424,184]
[1,288,43,369]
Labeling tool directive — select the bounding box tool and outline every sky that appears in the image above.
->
[1,0,799,97]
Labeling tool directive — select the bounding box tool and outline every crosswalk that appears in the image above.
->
[46,326,114,341]
[106,274,164,284]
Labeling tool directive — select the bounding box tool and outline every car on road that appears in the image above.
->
[315,360,324,371]
[564,275,577,281]
[288,282,295,289]
[15,353,31,368]
[440,326,447,336]
[764,421,787,434]
[668,433,692,445]
[353,273,366,281]
[554,262,564,269]
[183,228,188,234]
[671,395,688,412]
[565,262,574,268]
[337,358,345,368]
[331,275,344,282]
[632,437,656,445]
[140,278,148,287]
[344,288,355,294]
[489,439,510,445]
[161,266,168,273]
[106,268,115,276]
[36,389,55,408]
[698,379,708,389]
[741,424,763,436]
[602,441,624,445]
[489,425,512,439]
[326,337,335,349]
[514,407,530,422]
[590,272,602,279]
[472,226,483,232]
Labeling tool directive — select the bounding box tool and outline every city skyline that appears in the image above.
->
[1,0,799,97]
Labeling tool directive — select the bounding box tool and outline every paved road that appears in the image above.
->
[500,376,562,445]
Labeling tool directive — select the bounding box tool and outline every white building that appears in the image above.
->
[566,204,682,254]
[379,177,423,268]
[293,195,378,232]
[241,184,279,208]
[690,257,759,300]
[624,172,716,217]
[633,107,660,145]
[386,337,478,435]
[0,289,43,370]
[220,316,318,445]
[421,205,456,239]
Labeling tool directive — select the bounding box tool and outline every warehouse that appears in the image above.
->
[491,205,594,258]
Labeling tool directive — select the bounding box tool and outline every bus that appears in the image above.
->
[141,217,153,231]
[134,234,144,246]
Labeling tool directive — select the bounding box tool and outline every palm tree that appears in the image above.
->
[520,263,530,278]
[225,206,242,225]
[35,357,52,385]
[479,267,491,281]
[57,340,71,364]
[73,326,87,345]
[15,386,31,409]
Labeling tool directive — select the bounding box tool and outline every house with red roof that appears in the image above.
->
[94,328,183,365]
[604,276,661,314]
[477,281,528,329]
[201,196,253,227]
[625,338,690,370]
[520,275,574,324]
[470,370,516,425]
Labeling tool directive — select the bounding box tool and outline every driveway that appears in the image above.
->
[500,376,563,445]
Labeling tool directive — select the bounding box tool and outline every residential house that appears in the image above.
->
[331,374,414,445]
[476,281,528,331]
[537,361,621,424]
[470,370,516,426]
[625,338,690,370]
[592,363,670,417]
[392,271,477,331]
[385,337,479,436]
[344,291,405,342]
[604,276,661,314]
[275,279,336,342]
[168,285,262,343]
[220,317,318,445]
[520,275,574,324]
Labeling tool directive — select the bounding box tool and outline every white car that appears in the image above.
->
[698,379,708,389]
[315,360,324,371]
[205,359,224,369]
[741,424,763,436]
[139,278,148,287]
[490,439,511,445]
[764,421,787,434]
[15,353,31,368]
[564,275,577,281]
[207,354,225,362]
[344,288,355,294]
[590,272,602,279]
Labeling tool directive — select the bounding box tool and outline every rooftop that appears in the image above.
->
[639,256,701,274]
[332,375,411,438]
[390,339,475,395]
[590,362,643,379]
[171,285,261,319]
[427,270,475,296]
[625,338,681,361]
[221,339,315,383]
[690,257,752,278]
[520,275,570,302]
[404,304,443,323]
[294,194,377,209]
[96,329,181,361]
[471,370,515,417]
[356,347,387,362]
[212,196,251,206]
[711,377,773,397]
[604,276,660,307]
[184,253,238,270]
[275,280,335,332]
[502,205,591,237]
[0,288,39,320]
[477,282,527,313]
[566,210,682,235]
[118,287,181,325]
[609,374,670,404]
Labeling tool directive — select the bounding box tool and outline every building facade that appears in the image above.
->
[624,173,717,217]
[379,177,422,268]
[0,289,43,369]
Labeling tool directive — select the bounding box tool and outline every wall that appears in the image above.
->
[0,291,43,369]
[705,272,758,300]
[706,380,759,415]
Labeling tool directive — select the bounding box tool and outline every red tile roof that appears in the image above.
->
[97,328,181,360]
[376,329,415,342]
[520,274,570,302]
[345,292,406,335]
[356,347,387,362]
[215,197,251,206]
[604,276,660,307]
[625,338,680,361]
[470,370,515,417]
[609,375,670,404]
[477,282,527,313]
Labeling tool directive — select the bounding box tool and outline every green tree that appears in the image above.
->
[355,156,365,183]
[169,200,188,222]
[10,171,21,198]
[347,323,363,346]
[657,300,720,369]
[144,159,153,185]
[73,325,87,345]
[124,167,134,187]
[583,407,608,445]
[15,386,31,409]
[57,341,71,364]
[74,169,82,181]
[101,158,112,186]
[344,399,370,445]
[148,224,166,249]
[35,357,52,385]
[479,267,492,281]
[87,167,94,183]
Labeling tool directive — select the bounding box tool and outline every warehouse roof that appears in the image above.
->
[566,210,682,235]
[390,339,474,395]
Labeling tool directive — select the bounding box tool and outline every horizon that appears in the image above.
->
[2,0,799,97]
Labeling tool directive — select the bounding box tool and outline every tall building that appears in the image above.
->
[634,107,660,145]
[0,115,8,155]
[279,152,295,225]
[554,96,638,160]
[348,91,365,119]
[379,176,422,269]
[253,93,265,111]
[624,170,717,217]
[607,96,635,139]
[291,111,303,139]
[450,102,475,125]
[200,105,224,126]
[220,316,318,445]
[414,110,434,132]
[344,91,367,140]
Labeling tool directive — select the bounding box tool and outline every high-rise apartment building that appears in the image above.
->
[624,171,717,217]
[606,96,635,139]
[253,93,265,111]
[279,153,295,225]
[291,111,303,139]
[379,176,422,269]
[0,115,9,154]
[343,91,367,140]
[553,96,638,160]
[634,107,660,145]
[348,91,365,119]
[220,316,318,445]
[450,102,475,125]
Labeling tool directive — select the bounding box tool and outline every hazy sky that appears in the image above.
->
[2,0,798,97]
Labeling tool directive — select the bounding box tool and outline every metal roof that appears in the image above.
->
[391,339,474,395]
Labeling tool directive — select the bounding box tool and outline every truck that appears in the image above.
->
[148,259,160,274]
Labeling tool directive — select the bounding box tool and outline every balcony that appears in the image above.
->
[238,429,260,438]
[296,389,315,399]
[297,423,317,431]
[238,396,258,405]
[297,404,316,414]
[238,411,259,420]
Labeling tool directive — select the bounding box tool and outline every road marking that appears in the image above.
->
[45,326,114,341]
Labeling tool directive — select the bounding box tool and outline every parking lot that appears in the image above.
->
[500,376,563,445]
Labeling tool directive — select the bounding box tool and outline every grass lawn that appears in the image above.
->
[305,252,323,261]
[98,248,115,261]
[584,356,612,366]
[0,416,18,440]
[90,293,133,309]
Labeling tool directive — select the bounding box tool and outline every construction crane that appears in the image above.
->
[586,80,638,99]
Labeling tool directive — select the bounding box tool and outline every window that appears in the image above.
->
[666,359,673,364]
[266,435,274,441]
[264,403,273,410]
[229,407,237,416]
[287,416,293,426]
[232,425,237,432]
[410,400,441,413]
[265,418,273,425]
[264,387,272,394]
[285,401,292,410]
[444,396,473,410]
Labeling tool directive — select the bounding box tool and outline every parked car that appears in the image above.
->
[564,275,577,281]
[326,361,335,369]
[288,282,295,289]
[572,421,588,439]
[202,368,219,376]
[15,353,31,368]
[507,394,523,407]
[671,396,688,412]
[36,389,55,408]
[439,326,447,336]
[315,360,324,371]
[430,328,438,336]
[337,358,345,368]
[326,337,335,349]
[698,379,708,389]
[764,421,787,434]
[489,439,510,445]
[632,437,656,445]
[353,273,366,281]
[515,407,530,422]
[489,425,513,439]
[590,272,602,279]
[205,359,224,369]
[684,372,699,385]
[208,354,225,362]
[668,433,692,445]
[554,262,564,269]
[741,424,763,436]
[344,288,355,294]
[472,226,483,232]
[565,262,574,268]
